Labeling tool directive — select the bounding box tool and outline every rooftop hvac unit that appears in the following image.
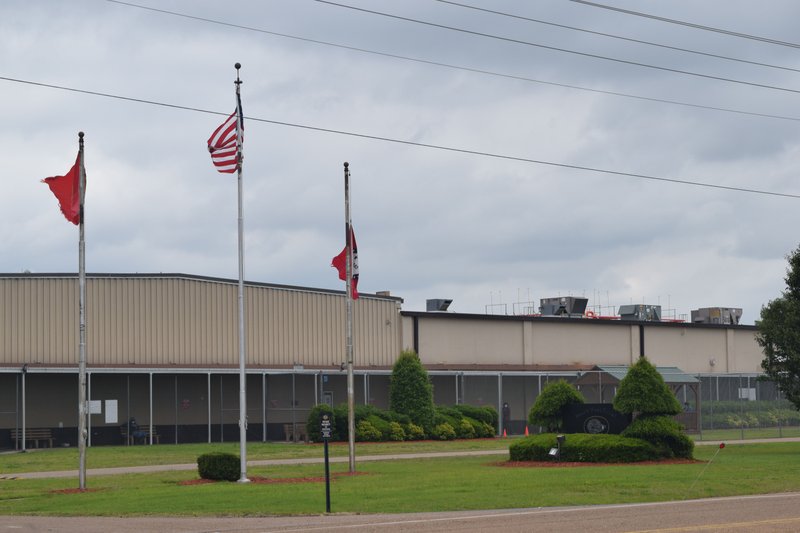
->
[539,296,588,317]
[426,298,453,312]
[691,307,742,325]
[619,304,662,321]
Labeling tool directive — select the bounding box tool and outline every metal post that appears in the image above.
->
[148,373,153,445]
[77,131,87,490]
[87,372,92,447]
[21,367,26,452]
[344,162,356,473]
[497,374,503,436]
[262,373,267,442]
[207,372,211,444]
[233,63,249,483]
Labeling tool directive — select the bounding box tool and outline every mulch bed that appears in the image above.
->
[49,488,104,494]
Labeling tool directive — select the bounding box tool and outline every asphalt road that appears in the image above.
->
[3,492,800,532]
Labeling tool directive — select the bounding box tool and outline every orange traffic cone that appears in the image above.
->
[524,425,529,437]
[502,429,507,438]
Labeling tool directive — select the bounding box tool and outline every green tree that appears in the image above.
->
[389,350,435,431]
[614,357,692,458]
[528,380,584,432]
[613,357,681,416]
[757,245,800,411]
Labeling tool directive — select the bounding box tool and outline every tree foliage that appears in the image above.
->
[613,357,681,416]
[389,350,435,431]
[527,379,584,432]
[758,245,800,411]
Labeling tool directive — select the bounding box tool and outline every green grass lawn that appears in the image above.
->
[695,426,800,441]
[2,441,800,516]
[0,438,512,474]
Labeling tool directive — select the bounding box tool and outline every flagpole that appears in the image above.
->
[344,162,356,473]
[77,131,88,490]
[234,63,249,484]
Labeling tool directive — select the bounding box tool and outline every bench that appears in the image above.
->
[283,423,308,443]
[10,428,54,448]
[120,426,161,445]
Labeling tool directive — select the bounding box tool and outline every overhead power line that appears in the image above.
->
[571,0,800,49]
[315,1,800,95]
[436,0,800,74]
[104,0,800,123]
[2,75,798,200]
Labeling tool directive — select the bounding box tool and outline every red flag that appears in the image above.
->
[42,153,81,225]
[332,226,359,299]
[208,94,243,174]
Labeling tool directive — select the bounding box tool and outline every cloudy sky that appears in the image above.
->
[3,0,800,323]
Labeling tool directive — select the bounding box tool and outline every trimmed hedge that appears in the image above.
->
[197,452,240,481]
[509,433,660,463]
[307,403,495,442]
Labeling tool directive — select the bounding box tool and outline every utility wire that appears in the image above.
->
[436,0,800,74]
[2,75,798,200]
[571,0,800,49]
[103,0,800,123]
[315,1,800,95]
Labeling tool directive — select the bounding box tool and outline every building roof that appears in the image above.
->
[593,365,700,384]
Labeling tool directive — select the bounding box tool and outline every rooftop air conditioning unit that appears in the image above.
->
[539,296,588,317]
[426,299,453,312]
[619,304,662,321]
[691,307,742,325]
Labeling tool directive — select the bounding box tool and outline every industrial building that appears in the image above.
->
[0,273,768,448]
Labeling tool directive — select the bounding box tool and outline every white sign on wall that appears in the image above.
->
[105,400,118,424]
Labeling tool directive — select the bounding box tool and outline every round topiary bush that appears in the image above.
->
[528,380,585,432]
[197,452,240,481]
[621,416,695,459]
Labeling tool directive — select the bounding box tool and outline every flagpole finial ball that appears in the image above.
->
[344,162,349,168]
[78,131,84,139]
[235,62,241,70]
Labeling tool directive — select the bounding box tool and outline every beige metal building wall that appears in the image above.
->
[402,312,763,373]
[0,274,402,368]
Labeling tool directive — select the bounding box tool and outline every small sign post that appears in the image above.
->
[320,413,333,513]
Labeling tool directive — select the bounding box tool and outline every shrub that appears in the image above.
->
[431,422,456,440]
[528,380,585,432]
[404,422,426,440]
[365,414,391,439]
[388,421,406,441]
[356,420,383,441]
[306,404,335,442]
[509,433,659,463]
[390,350,435,431]
[453,404,498,428]
[622,415,694,459]
[457,418,476,439]
[197,452,240,481]
[613,358,682,416]
[478,421,496,438]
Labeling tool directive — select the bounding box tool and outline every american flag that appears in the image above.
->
[207,101,243,174]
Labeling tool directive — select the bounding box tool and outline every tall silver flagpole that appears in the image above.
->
[77,131,88,490]
[234,63,250,484]
[344,162,356,473]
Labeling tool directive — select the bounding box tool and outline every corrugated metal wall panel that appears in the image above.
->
[0,276,401,368]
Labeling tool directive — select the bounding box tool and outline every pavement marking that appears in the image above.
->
[629,517,800,532]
